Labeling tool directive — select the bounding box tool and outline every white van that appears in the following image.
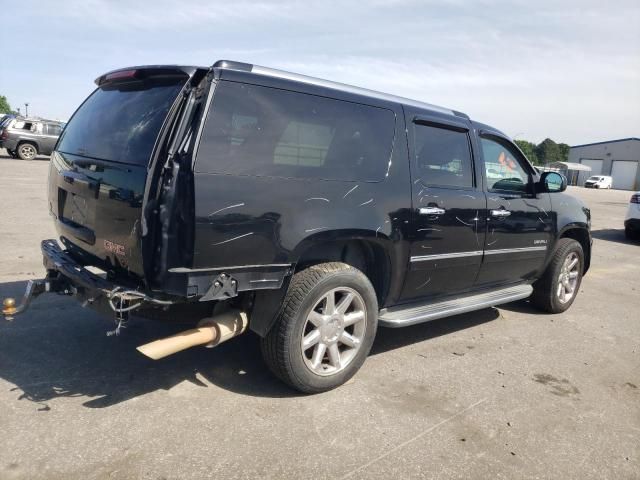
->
[584,175,612,189]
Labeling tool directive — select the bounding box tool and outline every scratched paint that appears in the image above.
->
[305,197,330,203]
[415,277,432,290]
[358,199,374,207]
[212,232,253,245]
[208,202,246,216]
[342,184,359,198]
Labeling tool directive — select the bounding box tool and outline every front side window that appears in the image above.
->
[196,81,396,181]
[412,123,474,188]
[481,137,531,193]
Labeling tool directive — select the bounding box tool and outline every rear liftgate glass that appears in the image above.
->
[51,69,192,279]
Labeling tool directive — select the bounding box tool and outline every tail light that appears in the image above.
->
[631,194,640,204]
[0,129,7,140]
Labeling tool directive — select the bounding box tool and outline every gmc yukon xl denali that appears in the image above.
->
[2,61,592,392]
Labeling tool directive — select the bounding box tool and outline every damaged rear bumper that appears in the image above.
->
[2,240,173,320]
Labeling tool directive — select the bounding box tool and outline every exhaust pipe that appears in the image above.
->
[136,309,248,360]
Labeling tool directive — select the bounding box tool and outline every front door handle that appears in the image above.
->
[419,207,446,215]
[490,209,512,217]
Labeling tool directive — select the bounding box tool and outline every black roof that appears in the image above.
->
[96,60,476,124]
[212,60,469,121]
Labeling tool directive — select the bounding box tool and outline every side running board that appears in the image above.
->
[378,284,533,328]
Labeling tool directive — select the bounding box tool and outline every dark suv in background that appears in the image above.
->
[0,117,64,159]
[2,61,592,393]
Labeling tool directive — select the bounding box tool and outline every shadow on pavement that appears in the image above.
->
[0,279,502,408]
[371,307,499,355]
[496,299,540,315]
[591,228,639,246]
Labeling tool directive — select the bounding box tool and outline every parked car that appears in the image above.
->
[2,61,592,393]
[584,175,612,189]
[625,192,640,240]
[0,117,64,160]
[0,113,16,132]
[0,115,20,155]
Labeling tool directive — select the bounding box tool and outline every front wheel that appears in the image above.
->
[261,262,378,393]
[531,238,584,313]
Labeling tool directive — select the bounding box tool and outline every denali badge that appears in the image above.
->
[104,240,125,256]
[533,239,547,245]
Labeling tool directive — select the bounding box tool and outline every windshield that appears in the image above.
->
[57,78,186,165]
[588,176,602,181]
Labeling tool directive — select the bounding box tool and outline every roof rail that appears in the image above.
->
[212,60,463,118]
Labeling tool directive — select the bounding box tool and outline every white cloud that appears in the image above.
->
[1,0,638,144]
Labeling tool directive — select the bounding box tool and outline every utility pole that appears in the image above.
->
[24,103,29,117]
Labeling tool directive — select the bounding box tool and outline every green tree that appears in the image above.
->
[514,139,540,165]
[557,143,570,162]
[0,95,12,114]
[535,138,563,165]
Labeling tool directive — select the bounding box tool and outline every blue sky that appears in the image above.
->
[1,0,638,145]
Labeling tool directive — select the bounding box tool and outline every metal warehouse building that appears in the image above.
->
[569,137,640,190]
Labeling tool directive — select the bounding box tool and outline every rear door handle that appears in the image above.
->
[419,207,446,215]
[490,209,512,217]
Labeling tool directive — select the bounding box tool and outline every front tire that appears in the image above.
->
[261,262,378,393]
[531,238,584,313]
[17,143,38,160]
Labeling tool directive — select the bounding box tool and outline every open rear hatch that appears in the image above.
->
[48,66,199,281]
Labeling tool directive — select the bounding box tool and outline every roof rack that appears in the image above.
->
[212,60,467,119]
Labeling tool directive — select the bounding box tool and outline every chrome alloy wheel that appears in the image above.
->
[557,252,580,304]
[301,287,367,376]
[20,144,37,159]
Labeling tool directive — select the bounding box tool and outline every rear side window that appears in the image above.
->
[11,121,34,131]
[196,81,396,181]
[413,123,474,188]
[57,78,186,165]
[46,124,62,136]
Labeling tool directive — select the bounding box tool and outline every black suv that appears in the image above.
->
[2,61,591,393]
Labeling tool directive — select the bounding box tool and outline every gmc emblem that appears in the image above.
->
[104,240,125,256]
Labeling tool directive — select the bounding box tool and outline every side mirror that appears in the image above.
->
[539,171,567,193]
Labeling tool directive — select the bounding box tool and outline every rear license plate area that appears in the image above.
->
[59,189,95,228]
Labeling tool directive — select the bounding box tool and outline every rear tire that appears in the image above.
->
[261,262,378,393]
[17,143,38,160]
[531,238,584,313]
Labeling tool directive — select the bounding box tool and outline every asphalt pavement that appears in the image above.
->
[0,149,638,480]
